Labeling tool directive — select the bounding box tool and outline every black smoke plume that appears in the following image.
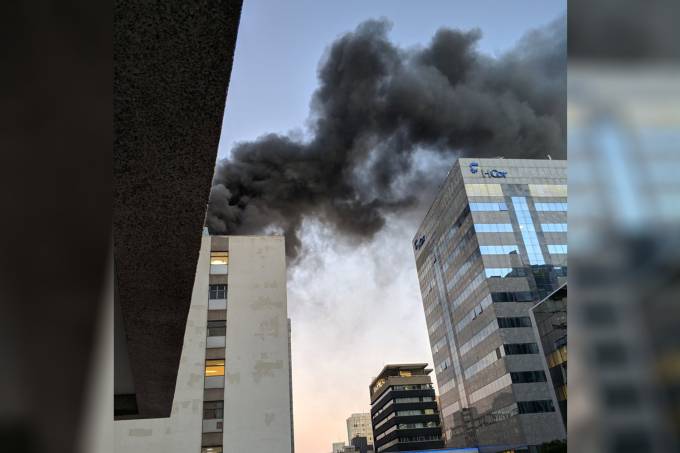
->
[208,16,566,260]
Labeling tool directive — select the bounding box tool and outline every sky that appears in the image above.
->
[217,1,566,452]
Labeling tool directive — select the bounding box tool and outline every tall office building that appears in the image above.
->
[115,234,294,453]
[530,284,567,430]
[413,158,567,452]
[369,364,444,452]
[347,413,374,447]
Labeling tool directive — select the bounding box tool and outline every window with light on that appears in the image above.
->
[205,359,225,377]
[210,252,229,265]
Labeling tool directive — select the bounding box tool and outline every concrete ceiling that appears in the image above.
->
[114,0,243,418]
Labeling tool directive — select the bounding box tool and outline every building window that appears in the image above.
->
[465,183,503,196]
[205,359,225,377]
[510,370,547,383]
[455,295,492,333]
[547,345,568,367]
[451,271,486,309]
[432,337,448,354]
[474,223,514,233]
[459,321,498,355]
[209,284,227,299]
[484,267,527,278]
[428,317,443,335]
[207,320,226,337]
[511,196,545,265]
[534,202,568,211]
[547,244,568,254]
[464,349,501,379]
[529,184,567,197]
[395,409,435,416]
[394,396,434,403]
[210,252,229,265]
[504,343,539,355]
[497,317,532,328]
[517,399,555,413]
[435,358,451,373]
[485,267,512,278]
[469,373,512,403]
[445,254,478,293]
[555,385,568,400]
[469,202,508,211]
[203,401,224,419]
[479,245,519,255]
[439,379,456,395]
[540,223,568,232]
[491,291,534,302]
[553,266,568,277]
[485,267,528,278]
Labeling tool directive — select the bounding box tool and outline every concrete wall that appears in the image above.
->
[223,235,292,452]
[114,235,210,452]
[114,235,292,453]
[346,413,373,445]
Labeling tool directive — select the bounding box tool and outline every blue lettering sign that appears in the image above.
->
[469,162,507,178]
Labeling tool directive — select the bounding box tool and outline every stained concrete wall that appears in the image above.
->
[114,235,210,452]
[223,235,292,452]
[114,235,293,453]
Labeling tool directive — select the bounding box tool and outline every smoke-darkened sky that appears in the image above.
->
[213,2,566,452]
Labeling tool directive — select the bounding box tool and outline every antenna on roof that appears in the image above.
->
[547,154,552,160]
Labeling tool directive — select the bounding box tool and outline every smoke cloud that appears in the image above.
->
[208,16,566,260]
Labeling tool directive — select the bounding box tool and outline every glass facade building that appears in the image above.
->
[530,284,567,430]
[413,158,567,452]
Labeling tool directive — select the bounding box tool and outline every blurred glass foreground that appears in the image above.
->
[568,1,680,451]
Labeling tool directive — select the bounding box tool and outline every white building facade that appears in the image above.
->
[346,413,373,446]
[115,235,294,453]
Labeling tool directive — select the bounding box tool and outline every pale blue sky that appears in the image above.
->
[218,0,566,158]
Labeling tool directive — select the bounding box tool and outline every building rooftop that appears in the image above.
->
[369,363,431,389]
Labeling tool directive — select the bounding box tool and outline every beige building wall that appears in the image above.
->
[114,235,293,453]
[346,413,373,445]
[223,235,292,452]
[114,235,211,453]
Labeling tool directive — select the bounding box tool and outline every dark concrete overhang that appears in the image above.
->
[114,0,243,418]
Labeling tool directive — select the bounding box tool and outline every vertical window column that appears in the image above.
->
[203,251,228,451]
[511,197,545,265]
[210,252,229,274]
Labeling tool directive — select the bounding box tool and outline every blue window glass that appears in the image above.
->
[484,267,528,278]
[479,245,519,255]
[540,223,568,232]
[535,202,568,211]
[470,202,508,212]
[474,223,514,233]
[485,268,513,278]
[547,244,568,254]
[511,197,545,265]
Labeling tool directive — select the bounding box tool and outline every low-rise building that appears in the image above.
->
[369,364,444,452]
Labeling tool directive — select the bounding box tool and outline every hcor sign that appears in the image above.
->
[469,162,507,178]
